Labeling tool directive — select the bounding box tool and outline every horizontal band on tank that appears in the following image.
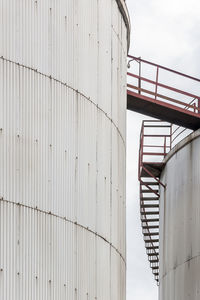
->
[0,197,126,265]
[163,128,200,165]
[0,56,126,148]
[160,253,200,281]
[115,0,131,50]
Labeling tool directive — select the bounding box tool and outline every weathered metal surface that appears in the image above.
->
[0,0,129,299]
[159,130,200,299]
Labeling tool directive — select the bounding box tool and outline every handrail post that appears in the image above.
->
[198,99,200,114]
[155,67,159,100]
[170,124,172,150]
[138,60,141,94]
[193,103,196,113]
[164,136,166,156]
[138,121,144,179]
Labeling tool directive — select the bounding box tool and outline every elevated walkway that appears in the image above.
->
[127,55,200,130]
[127,90,200,130]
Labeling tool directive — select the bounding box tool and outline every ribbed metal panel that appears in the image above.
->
[159,131,200,300]
[0,0,129,298]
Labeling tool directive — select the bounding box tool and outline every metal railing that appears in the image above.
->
[127,55,200,115]
[138,120,195,284]
[138,120,172,284]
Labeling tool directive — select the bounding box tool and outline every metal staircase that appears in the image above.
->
[138,120,172,284]
[127,55,200,284]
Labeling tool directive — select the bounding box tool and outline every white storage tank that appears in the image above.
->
[159,129,200,299]
[0,0,130,299]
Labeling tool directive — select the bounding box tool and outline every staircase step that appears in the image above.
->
[145,238,159,243]
[142,218,159,222]
[141,197,159,201]
[141,211,159,215]
[146,246,159,250]
[149,259,159,264]
[143,225,159,229]
[141,182,159,186]
[141,189,159,193]
[141,204,159,208]
[148,253,159,256]
[152,266,159,270]
[144,232,159,236]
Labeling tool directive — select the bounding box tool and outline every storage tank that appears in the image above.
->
[0,1,130,299]
[159,129,200,299]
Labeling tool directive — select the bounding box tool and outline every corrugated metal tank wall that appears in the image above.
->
[0,0,130,299]
[159,130,200,300]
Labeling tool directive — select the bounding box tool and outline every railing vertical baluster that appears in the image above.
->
[138,60,141,94]
[164,136,166,156]
[170,124,172,150]
[155,67,159,100]
[193,103,196,113]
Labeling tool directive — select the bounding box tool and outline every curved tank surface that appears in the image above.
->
[159,129,200,300]
[0,0,130,299]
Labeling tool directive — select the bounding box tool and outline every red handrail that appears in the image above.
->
[127,55,200,116]
[128,55,200,83]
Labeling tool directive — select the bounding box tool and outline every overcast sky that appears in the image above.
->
[126,1,200,299]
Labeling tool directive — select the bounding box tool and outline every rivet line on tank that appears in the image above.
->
[111,25,127,56]
[0,56,125,147]
[0,197,126,264]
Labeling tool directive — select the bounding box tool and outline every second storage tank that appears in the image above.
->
[159,129,200,299]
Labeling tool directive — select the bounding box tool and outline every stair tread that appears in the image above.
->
[141,218,159,222]
[143,232,159,236]
[145,238,159,243]
[141,204,159,208]
[146,246,159,249]
[143,225,159,229]
[149,259,159,264]
[141,190,159,193]
[141,211,159,215]
[141,182,159,186]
